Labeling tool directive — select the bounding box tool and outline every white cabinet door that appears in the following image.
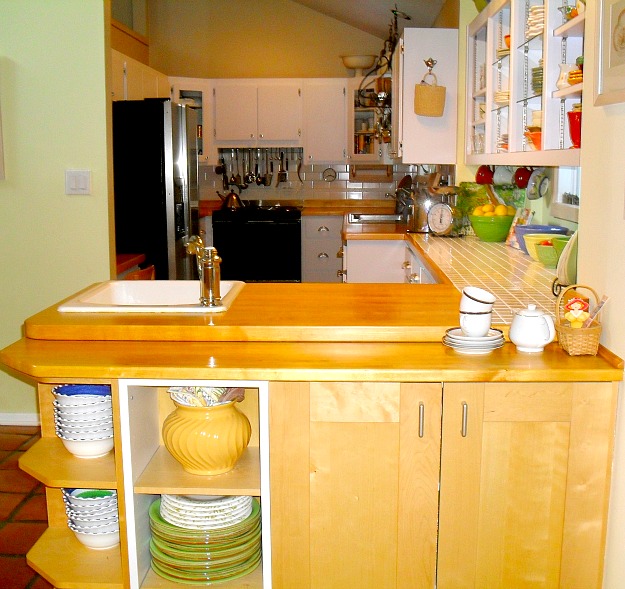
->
[170,77,217,164]
[214,81,302,145]
[302,79,346,163]
[345,240,406,283]
[398,28,459,165]
[214,84,258,141]
[404,244,437,284]
[257,84,302,141]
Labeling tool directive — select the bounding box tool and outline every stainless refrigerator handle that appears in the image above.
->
[461,402,468,437]
[418,402,425,438]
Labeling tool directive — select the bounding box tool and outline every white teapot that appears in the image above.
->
[509,304,556,353]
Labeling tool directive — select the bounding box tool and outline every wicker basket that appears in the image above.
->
[414,72,446,117]
[555,284,602,356]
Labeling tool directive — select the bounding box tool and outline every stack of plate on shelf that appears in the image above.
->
[496,47,510,59]
[526,5,545,38]
[532,63,544,94]
[149,495,262,585]
[494,90,510,105]
[497,134,509,152]
[567,68,583,85]
[52,385,114,459]
[62,488,120,550]
[442,328,505,355]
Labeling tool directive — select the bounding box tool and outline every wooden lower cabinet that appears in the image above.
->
[269,381,442,589]
[270,381,618,589]
[17,379,619,589]
[438,382,617,589]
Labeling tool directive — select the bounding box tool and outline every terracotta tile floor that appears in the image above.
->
[0,425,53,589]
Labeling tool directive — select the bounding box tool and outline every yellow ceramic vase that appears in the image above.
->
[162,401,251,475]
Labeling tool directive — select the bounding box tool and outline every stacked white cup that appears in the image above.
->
[459,287,496,337]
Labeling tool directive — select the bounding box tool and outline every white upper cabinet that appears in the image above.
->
[302,79,347,163]
[392,28,459,165]
[170,77,216,164]
[213,81,302,146]
[466,0,585,166]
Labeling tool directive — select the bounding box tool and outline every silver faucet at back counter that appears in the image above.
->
[185,236,222,307]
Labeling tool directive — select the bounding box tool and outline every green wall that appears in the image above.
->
[0,1,111,419]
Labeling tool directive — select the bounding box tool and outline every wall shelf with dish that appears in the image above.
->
[466,0,585,166]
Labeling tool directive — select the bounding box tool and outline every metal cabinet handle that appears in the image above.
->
[318,253,329,259]
[408,273,420,284]
[337,270,346,277]
[337,247,344,258]
[461,402,468,437]
[402,260,411,269]
[250,133,255,139]
[418,402,425,438]
[318,226,330,232]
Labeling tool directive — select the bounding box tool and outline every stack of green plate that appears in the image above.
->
[149,498,261,585]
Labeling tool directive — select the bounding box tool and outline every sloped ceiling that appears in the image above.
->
[289,0,444,38]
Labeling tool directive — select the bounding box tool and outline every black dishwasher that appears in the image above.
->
[212,204,302,282]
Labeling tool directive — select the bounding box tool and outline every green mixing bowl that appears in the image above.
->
[469,215,514,242]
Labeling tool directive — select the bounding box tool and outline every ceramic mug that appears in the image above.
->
[460,286,496,313]
[493,166,513,185]
[460,311,492,337]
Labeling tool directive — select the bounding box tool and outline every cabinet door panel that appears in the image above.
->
[303,80,346,162]
[258,84,301,141]
[270,381,441,589]
[214,85,257,141]
[438,382,617,589]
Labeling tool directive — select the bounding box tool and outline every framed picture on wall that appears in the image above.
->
[595,0,625,104]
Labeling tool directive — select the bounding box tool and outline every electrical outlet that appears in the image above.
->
[65,169,91,195]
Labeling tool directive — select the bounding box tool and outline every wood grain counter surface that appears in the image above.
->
[23,283,461,343]
[2,337,622,382]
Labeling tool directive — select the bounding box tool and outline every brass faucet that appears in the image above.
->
[185,236,222,307]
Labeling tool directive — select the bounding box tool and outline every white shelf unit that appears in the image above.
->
[117,379,271,589]
[466,0,584,166]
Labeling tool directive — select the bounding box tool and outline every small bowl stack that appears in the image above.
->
[62,488,120,550]
[53,385,114,459]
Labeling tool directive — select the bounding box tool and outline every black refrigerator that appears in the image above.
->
[112,98,200,280]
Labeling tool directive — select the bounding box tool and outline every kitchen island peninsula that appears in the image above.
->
[1,279,622,589]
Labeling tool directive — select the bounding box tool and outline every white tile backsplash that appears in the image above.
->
[200,155,454,203]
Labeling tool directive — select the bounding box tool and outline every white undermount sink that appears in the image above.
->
[58,280,245,313]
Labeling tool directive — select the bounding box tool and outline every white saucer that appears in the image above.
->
[445,328,503,342]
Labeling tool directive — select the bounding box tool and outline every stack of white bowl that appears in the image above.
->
[62,488,120,550]
[52,384,114,459]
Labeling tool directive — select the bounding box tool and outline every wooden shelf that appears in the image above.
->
[19,437,117,488]
[27,526,123,588]
[140,561,263,588]
[134,445,261,495]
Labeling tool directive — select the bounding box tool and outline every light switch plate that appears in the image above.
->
[65,169,91,195]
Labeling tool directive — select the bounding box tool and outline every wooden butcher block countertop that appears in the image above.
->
[23,282,462,343]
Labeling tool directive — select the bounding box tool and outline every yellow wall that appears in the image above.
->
[148,0,384,79]
[577,2,625,586]
[0,0,111,417]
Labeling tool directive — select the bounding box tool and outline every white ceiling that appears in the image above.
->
[290,0,445,38]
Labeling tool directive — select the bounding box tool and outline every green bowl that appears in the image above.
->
[537,244,558,268]
[469,215,514,242]
[552,235,571,259]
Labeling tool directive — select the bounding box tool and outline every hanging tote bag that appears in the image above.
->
[414,71,446,117]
